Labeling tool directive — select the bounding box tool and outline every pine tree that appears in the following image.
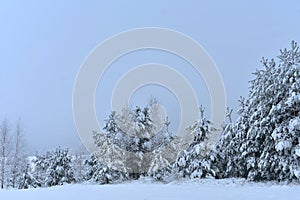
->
[18,163,40,189]
[45,148,75,186]
[95,102,175,180]
[85,153,128,184]
[208,108,236,179]
[103,112,119,142]
[220,41,300,181]
[33,152,50,186]
[174,106,217,178]
[132,107,152,135]
[147,117,179,178]
[33,148,75,187]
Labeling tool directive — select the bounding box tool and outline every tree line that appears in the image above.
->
[1,41,300,189]
[0,118,26,189]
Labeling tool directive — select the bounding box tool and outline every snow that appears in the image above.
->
[275,141,292,152]
[289,118,300,131]
[296,146,300,157]
[294,170,300,179]
[195,144,201,155]
[1,179,299,200]
[285,93,300,106]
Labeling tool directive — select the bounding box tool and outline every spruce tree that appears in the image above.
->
[174,106,217,178]
[85,153,128,184]
[220,41,300,181]
[33,148,75,187]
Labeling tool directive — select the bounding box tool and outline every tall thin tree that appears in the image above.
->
[0,119,11,189]
[10,118,25,188]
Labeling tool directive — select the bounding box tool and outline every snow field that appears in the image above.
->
[1,179,299,200]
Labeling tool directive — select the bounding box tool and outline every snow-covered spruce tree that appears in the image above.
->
[86,130,129,183]
[131,106,154,139]
[45,148,75,186]
[92,102,174,180]
[32,152,50,186]
[104,106,155,153]
[222,41,300,181]
[147,117,180,180]
[211,107,237,178]
[129,108,173,179]
[84,153,128,184]
[106,104,169,153]
[33,148,75,187]
[174,106,218,178]
[187,107,234,180]
[18,163,40,189]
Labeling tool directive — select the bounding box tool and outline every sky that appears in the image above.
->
[1,0,300,152]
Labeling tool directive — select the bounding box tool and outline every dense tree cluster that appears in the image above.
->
[154,41,300,182]
[91,103,176,180]
[215,41,300,181]
[2,41,300,190]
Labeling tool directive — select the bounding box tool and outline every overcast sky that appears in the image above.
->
[1,0,300,152]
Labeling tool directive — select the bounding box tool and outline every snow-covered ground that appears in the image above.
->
[0,179,299,200]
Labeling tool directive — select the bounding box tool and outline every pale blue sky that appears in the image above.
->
[1,0,300,152]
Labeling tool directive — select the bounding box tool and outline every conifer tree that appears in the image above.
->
[220,41,300,181]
